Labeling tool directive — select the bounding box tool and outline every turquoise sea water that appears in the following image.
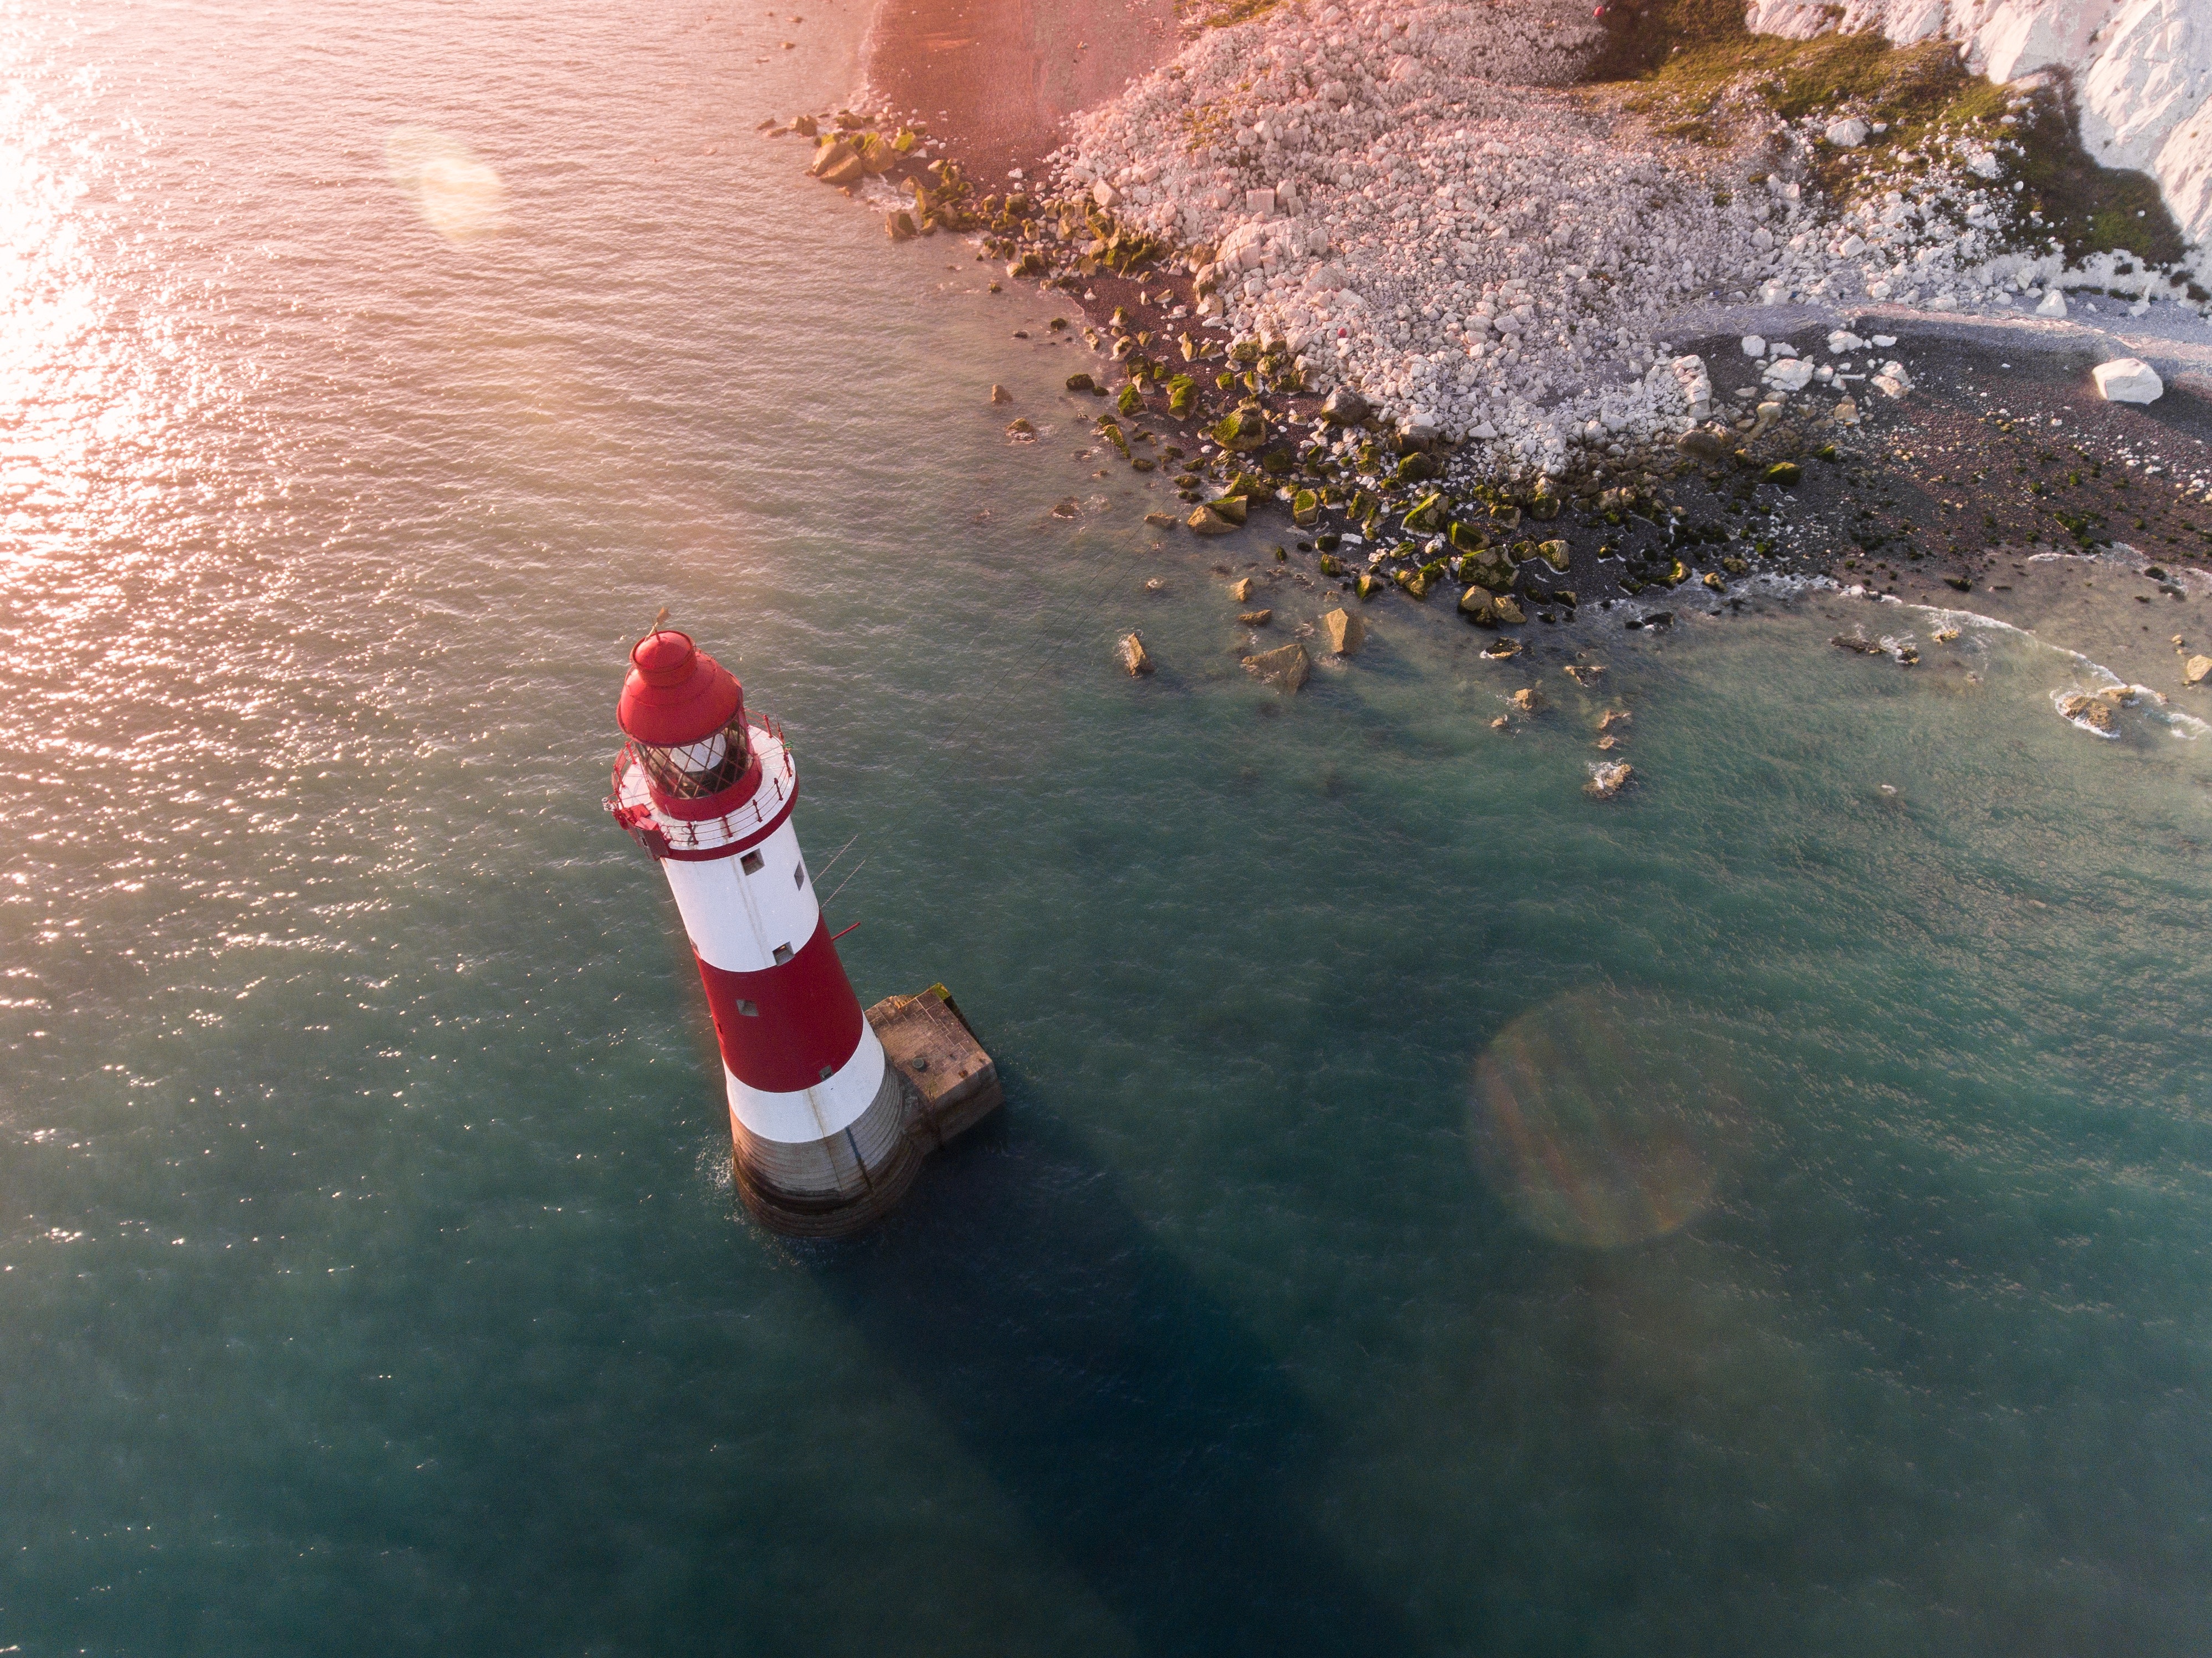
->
[6,3,2212,1652]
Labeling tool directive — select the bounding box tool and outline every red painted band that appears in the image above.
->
[694,915,865,1092]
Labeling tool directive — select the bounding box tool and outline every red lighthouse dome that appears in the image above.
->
[618,629,743,748]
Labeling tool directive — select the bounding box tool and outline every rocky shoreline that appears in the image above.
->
[760,2,2212,692]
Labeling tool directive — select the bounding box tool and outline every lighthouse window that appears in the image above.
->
[772,943,793,965]
[736,1000,758,1018]
[641,714,751,800]
[792,862,806,889]
[739,851,764,876]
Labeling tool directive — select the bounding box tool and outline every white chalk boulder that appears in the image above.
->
[1740,334,1766,357]
[1825,117,1870,147]
[2035,289,2068,318]
[2092,357,2164,404]
[1762,356,1816,391]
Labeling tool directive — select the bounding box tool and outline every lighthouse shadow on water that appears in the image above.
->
[811,1105,1417,1657]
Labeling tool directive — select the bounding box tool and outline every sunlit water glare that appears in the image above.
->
[5,3,2212,1654]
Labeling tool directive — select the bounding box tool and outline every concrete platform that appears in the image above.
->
[865,983,1004,1150]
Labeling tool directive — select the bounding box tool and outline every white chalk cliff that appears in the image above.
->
[1745,0,2212,253]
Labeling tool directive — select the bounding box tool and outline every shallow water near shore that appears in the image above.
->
[8,3,2212,1654]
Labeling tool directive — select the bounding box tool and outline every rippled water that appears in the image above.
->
[7,3,2212,1653]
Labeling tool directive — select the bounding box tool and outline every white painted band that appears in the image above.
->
[661,817,822,973]
[724,1024,888,1143]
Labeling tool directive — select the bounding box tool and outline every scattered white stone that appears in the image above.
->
[1763,355,1816,390]
[2036,289,2069,318]
[1740,334,1766,357]
[2092,357,2164,403]
[1871,334,1896,347]
[1872,361,1913,397]
[1827,329,1867,353]
[1825,117,1870,147]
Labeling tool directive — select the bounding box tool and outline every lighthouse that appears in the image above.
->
[606,627,925,1236]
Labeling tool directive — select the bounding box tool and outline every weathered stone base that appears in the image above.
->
[730,1058,926,1240]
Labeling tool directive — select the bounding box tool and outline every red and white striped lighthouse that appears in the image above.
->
[607,628,923,1236]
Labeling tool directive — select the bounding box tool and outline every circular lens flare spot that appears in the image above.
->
[384,127,507,243]
[1470,988,1735,1248]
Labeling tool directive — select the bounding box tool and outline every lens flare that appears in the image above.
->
[383,127,507,243]
[1469,988,1738,1248]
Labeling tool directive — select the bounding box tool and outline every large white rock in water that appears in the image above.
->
[2092,357,2164,403]
[1825,117,1870,147]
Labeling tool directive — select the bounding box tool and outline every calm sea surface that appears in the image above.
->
[6,3,2212,1653]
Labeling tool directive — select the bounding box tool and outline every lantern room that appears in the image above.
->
[617,628,759,807]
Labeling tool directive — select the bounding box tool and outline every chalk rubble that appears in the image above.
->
[1038,0,2194,468]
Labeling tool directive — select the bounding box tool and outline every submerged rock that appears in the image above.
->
[1831,634,1885,655]
[1585,762,1633,800]
[1243,641,1310,690]
[1228,576,1255,601]
[1119,632,1154,676]
[1239,608,1274,627]
[2059,692,2117,734]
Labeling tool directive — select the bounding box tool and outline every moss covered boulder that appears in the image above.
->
[1211,409,1268,453]
[1401,492,1447,534]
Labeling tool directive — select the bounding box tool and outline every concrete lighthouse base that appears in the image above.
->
[729,1058,926,1240]
[728,984,1002,1240]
